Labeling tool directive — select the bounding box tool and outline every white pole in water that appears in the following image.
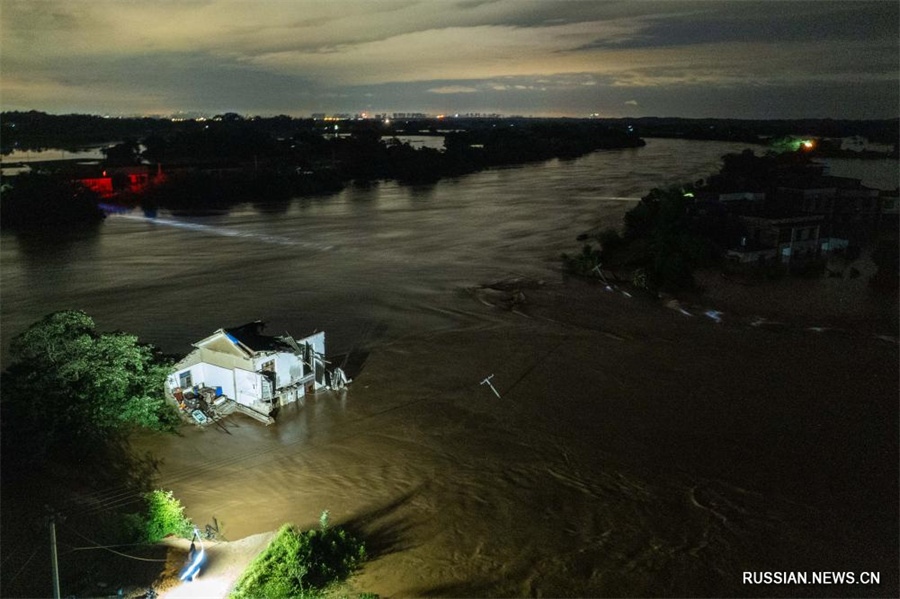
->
[480,374,501,398]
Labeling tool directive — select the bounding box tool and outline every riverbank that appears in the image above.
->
[129,275,898,597]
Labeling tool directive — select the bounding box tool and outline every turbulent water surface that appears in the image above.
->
[2,138,897,596]
[1,138,765,361]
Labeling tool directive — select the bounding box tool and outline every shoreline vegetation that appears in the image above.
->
[2,111,898,230]
[3,111,898,155]
[1,112,645,227]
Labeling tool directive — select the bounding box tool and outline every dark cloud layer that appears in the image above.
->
[1,0,897,118]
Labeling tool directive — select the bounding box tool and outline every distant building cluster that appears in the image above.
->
[689,159,897,266]
[309,112,506,121]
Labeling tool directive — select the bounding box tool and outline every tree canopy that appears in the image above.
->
[1,310,178,463]
[0,173,105,230]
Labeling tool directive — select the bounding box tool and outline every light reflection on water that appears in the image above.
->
[0,138,764,361]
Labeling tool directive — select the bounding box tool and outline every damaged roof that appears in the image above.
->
[224,321,293,354]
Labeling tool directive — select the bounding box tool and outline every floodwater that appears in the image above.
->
[0,144,109,163]
[0,137,760,363]
[2,138,897,596]
[819,157,899,190]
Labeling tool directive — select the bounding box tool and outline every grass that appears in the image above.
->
[231,512,367,599]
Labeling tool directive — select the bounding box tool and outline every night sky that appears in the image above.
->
[2,0,897,118]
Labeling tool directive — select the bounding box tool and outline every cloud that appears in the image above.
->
[427,85,479,94]
[0,1,896,117]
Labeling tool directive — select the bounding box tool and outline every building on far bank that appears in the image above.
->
[708,159,892,266]
[727,214,824,264]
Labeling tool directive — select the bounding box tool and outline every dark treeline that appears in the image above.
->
[0,173,106,230]
[3,112,647,215]
[138,120,644,208]
[2,110,178,153]
[5,110,898,154]
[597,116,900,146]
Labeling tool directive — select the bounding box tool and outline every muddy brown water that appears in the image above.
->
[2,139,897,596]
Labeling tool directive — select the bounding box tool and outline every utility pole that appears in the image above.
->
[480,374,501,398]
[48,514,61,599]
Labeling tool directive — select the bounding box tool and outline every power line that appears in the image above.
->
[71,388,445,520]
[5,547,40,588]
[59,524,169,563]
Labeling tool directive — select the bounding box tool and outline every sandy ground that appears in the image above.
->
[156,532,274,599]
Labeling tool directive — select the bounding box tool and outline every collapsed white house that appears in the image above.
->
[167,321,326,422]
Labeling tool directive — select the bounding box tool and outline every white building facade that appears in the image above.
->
[168,322,326,416]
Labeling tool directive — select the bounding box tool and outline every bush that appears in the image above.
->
[143,490,194,543]
[561,244,602,276]
[232,512,366,599]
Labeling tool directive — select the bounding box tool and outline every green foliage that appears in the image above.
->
[1,310,178,462]
[118,490,193,544]
[561,244,602,276]
[231,512,367,599]
[631,268,650,291]
[141,490,194,543]
[621,187,715,290]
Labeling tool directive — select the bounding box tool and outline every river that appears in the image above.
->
[2,138,897,596]
[0,138,766,363]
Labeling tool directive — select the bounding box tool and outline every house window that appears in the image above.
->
[179,371,193,389]
[261,360,275,373]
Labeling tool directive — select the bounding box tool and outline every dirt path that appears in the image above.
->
[156,532,274,599]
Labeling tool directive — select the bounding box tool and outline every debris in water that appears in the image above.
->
[330,367,351,390]
[664,299,691,316]
[470,278,541,312]
[704,310,723,323]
